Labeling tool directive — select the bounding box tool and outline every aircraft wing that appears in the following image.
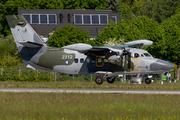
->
[62,40,153,59]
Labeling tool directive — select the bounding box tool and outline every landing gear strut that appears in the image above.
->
[95,76,104,85]
[107,77,115,83]
[145,78,151,84]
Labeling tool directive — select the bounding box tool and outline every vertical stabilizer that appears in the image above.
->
[6,15,47,62]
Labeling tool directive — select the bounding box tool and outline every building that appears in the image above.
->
[18,9,120,38]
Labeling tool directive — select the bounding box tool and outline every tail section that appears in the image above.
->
[6,15,48,70]
[6,15,47,60]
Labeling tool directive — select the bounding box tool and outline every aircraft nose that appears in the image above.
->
[150,60,175,71]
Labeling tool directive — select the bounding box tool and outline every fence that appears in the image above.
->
[0,66,95,82]
[0,66,170,83]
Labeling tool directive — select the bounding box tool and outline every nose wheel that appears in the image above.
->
[95,76,104,85]
[107,77,115,83]
[145,78,151,84]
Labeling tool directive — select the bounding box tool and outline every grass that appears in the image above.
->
[0,81,180,89]
[0,92,179,120]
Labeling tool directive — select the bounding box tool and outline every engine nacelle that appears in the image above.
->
[108,55,121,61]
[62,43,92,51]
[124,40,153,47]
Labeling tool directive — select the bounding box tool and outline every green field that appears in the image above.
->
[0,92,179,120]
[0,81,180,90]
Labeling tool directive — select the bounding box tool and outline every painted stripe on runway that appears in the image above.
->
[0,88,180,94]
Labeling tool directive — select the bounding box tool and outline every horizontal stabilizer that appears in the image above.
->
[18,41,43,48]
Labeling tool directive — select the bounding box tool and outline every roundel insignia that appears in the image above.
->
[65,61,69,64]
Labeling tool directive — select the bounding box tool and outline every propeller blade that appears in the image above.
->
[128,53,131,69]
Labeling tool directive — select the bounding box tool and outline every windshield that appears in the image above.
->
[143,53,151,57]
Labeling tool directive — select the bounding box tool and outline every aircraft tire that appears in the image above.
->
[145,78,151,84]
[95,76,104,85]
[107,77,115,84]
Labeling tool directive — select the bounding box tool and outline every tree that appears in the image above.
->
[96,16,162,53]
[47,25,95,48]
[137,0,180,23]
[159,12,180,80]
[107,0,121,12]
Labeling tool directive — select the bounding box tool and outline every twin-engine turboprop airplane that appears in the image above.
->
[6,15,175,85]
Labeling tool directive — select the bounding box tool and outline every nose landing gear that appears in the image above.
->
[145,78,151,84]
[107,77,115,83]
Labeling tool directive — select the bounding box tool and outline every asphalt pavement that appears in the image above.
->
[0,88,180,94]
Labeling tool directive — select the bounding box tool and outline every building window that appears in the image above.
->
[32,14,39,24]
[74,15,82,24]
[23,14,30,23]
[83,15,91,24]
[100,15,108,24]
[92,15,99,24]
[112,16,117,23]
[74,14,108,25]
[40,14,47,24]
[49,14,56,24]
[23,14,57,24]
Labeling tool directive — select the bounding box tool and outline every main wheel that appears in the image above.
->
[95,76,104,85]
[107,77,115,84]
[145,78,151,84]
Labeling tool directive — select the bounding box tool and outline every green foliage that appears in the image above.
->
[158,12,180,62]
[48,25,97,47]
[96,16,162,55]
[0,71,54,82]
[107,0,121,12]
[0,35,22,66]
[136,0,180,23]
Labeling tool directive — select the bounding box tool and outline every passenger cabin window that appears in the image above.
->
[86,58,90,63]
[80,58,84,63]
[75,58,78,63]
[143,53,151,57]
[91,60,95,63]
[97,58,102,62]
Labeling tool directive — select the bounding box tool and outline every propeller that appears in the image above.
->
[122,47,132,69]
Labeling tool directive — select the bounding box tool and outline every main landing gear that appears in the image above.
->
[95,76,115,85]
[95,76,104,85]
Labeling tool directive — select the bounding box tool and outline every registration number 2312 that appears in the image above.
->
[62,55,73,59]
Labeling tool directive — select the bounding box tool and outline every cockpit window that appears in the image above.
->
[143,53,151,57]
[141,54,144,57]
[134,53,139,58]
